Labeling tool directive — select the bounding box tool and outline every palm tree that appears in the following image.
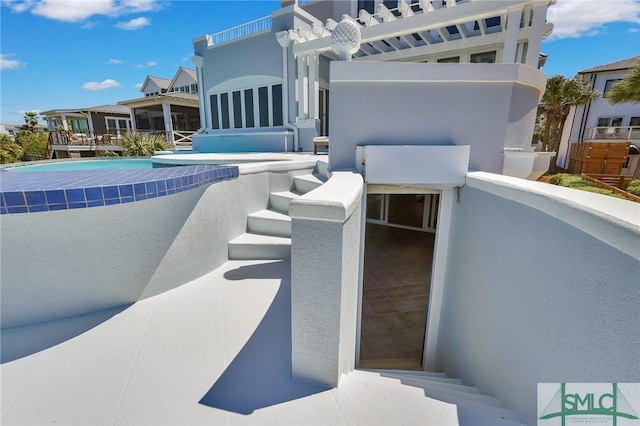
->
[541,76,600,158]
[607,59,640,104]
[23,112,39,132]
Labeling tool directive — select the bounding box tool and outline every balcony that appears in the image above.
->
[209,16,272,46]
[584,126,640,142]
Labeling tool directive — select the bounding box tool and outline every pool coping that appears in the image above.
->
[0,165,239,215]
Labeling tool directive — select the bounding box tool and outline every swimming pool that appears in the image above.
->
[6,158,154,172]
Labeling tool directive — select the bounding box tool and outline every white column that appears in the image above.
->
[86,111,95,137]
[162,102,175,145]
[129,109,137,130]
[192,55,208,130]
[424,187,455,370]
[308,51,319,120]
[61,114,69,131]
[502,7,523,64]
[297,53,308,119]
[525,4,547,68]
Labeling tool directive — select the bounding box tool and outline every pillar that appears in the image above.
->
[162,102,175,145]
[502,7,523,64]
[525,4,547,68]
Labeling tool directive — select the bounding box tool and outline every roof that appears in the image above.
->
[578,56,640,74]
[118,91,198,107]
[40,105,130,116]
[141,75,172,93]
[169,67,197,90]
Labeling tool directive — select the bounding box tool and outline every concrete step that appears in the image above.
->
[247,209,292,238]
[269,191,300,214]
[228,233,291,260]
[373,370,463,385]
[351,369,523,424]
[315,158,329,178]
[294,173,326,194]
[358,358,425,371]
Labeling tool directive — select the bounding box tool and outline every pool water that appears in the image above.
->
[8,159,154,172]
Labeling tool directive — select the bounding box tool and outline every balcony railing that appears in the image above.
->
[585,126,640,141]
[210,16,272,46]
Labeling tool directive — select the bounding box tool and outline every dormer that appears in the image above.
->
[168,67,198,94]
[140,75,172,97]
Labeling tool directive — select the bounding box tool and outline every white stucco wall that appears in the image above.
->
[1,167,314,329]
[328,62,545,173]
[435,172,640,426]
[290,172,364,386]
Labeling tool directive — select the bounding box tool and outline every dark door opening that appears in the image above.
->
[359,193,437,370]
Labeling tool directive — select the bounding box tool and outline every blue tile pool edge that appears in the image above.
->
[1,165,239,215]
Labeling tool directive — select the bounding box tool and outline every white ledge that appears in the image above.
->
[466,171,640,260]
[289,172,364,222]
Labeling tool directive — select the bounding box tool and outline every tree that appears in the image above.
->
[15,130,48,158]
[607,59,640,104]
[23,111,39,132]
[0,134,24,164]
[541,75,600,157]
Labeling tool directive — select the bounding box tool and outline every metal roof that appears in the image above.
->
[40,105,130,116]
[578,56,640,74]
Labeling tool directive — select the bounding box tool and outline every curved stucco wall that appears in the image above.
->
[435,173,640,426]
[1,167,314,330]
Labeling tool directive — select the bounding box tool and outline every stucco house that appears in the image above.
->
[2,1,638,426]
[119,67,200,149]
[191,0,555,176]
[556,56,640,176]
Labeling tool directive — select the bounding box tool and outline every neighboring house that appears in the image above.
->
[119,67,200,149]
[41,105,132,158]
[192,0,553,161]
[557,56,640,176]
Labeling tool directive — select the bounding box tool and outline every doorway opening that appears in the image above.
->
[358,191,438,370]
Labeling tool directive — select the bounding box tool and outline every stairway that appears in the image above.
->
[351,369,525,425]
[228,162,329,260]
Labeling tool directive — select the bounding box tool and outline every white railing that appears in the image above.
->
[585,126,640,141]
[210,16,272,45]
[171,130,196,145]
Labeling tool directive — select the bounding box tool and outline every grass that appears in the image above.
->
[546,173,629,199]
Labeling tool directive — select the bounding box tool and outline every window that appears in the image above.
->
[597,117,623,127]
[220,93,230,129]
[210,94,220,129]
[470,51,496,63]
[244,89,254,128]
[105,117,131,135]
[258,86,270,127]
[271,84,283,127]
[209,82,284,131]
[232,91,242,128]
[437,56,460,63]
[603,79,621,97]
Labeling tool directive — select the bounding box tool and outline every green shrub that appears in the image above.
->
[120,131,170,156]
[1,134,24,163]
[15,130,48,158]
[626,179,640,196]
[548,173,589,187]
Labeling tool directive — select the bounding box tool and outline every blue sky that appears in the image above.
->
[1,0,639,125]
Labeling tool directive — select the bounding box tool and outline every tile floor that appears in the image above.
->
[359,223,435,370]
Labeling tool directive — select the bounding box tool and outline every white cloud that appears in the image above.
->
[0,54,26,70]
[4,0,162,23]
[135,61,157,68]
[115,16,149,30]
[107,58,125,64]
[32,0,115,22]
[82,79,121,91]
[135,83,143,88]
[547,0,640,39]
